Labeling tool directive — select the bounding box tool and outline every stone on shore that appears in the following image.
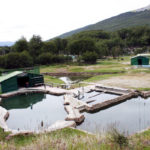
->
[65,105,85,123]
[47,120,76,132]
[0,106,9,131]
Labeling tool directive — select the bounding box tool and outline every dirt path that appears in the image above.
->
[98,73,150,89]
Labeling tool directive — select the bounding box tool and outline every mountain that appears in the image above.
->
[0,42,14,46]
[57,4,150,38]
[134,4,150,12]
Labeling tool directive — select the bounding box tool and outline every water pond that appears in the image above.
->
[78,91,118,105]
[59,76,91,85]
[1,90,150,135]
[0,93,66,131]
[77,96,150,135]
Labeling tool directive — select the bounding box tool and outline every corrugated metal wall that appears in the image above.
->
[131,56,149,65]
[28,73,44,87]
[1,73,44,93]
[1,76,18,93]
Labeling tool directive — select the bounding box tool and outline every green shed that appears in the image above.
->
[0,71,44,93]
[131,56,149,65]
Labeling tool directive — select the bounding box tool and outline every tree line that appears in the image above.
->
[0,25,150,69]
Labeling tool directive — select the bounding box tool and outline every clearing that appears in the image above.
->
[40,56,150,90]
[98,73,150,89]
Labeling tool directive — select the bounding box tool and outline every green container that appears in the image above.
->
[0,71,44,93]
[131,56,149,65]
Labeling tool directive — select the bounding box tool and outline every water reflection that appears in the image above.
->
[1,94,45,110]
[77,96,150,135]
[0,94,66,131]
[59,76,91,85]
[79,91,118,104]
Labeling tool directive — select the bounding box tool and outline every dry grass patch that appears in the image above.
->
[98,73,150,89]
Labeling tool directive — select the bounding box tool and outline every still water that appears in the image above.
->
[78,91,118,105]
[0,93,66,131]
[77,96,150,135]
[59,76,91,85]
[1,92,150,135]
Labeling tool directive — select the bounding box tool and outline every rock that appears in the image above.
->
[0,106,9,131]
[6,131,33,140]
[64,94,89,109]
[65,105,85,123]
[86,92,138,112]
[47,120,76,132]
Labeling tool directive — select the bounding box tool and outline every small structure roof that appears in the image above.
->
[131,54,150,59]
[0,71,23,83]
[137,54,150,57]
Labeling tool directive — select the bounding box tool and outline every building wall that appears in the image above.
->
[28,74,44,87]
[1,73,44,93]
[1,77,18,93]
[131,56,149,65]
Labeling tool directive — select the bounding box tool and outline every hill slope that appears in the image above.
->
[0,42,14,46]
[58,9,150,38]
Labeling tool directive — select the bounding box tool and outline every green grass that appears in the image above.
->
[40,64,68,73]
[68,65,127,74]
[38,56,150,90]
[68,67,84,72]
[133,88,150,91]
[44,76,64,84]
[0,127,10,141]
[40,57,130,74]
[2,127,150,150]
[131,68,150,73]
[0,128,97,150]
[10,134,36,146]
[85,68,125,73]
[84,74,122,83]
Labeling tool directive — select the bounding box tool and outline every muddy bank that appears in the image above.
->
[86,92,139,112]
[98,74,150,89]
[0,106,9,131]
[42,71,124,77]
[139,91,150,98]
[0,86,67,99]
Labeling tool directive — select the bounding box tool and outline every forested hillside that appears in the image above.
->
[58,10,150,38]
[0,26,150,69]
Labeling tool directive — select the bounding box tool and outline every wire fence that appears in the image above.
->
[45,81,84,90]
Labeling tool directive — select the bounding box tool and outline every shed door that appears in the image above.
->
[138,59,142,65]
[17,76,29,87]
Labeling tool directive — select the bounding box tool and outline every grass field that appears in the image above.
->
[40,56,150,90]
[40,57,131,74]
[44,75,64,84]
[1,127,150,150]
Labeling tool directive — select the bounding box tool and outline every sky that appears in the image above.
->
[0,0,150,42]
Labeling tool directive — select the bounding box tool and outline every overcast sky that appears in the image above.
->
[0,0,150,42]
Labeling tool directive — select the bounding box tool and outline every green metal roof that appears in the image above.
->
[0,71,23,83]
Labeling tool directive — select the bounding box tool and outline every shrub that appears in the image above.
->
[52,55,72,63]
[0,51,33,69]
[82,51,97,64]
[108,128,128,148]
[64,55,73,62]
[0,55,6,68]
[5,52,21,69]
[37,53,53,65]
[19,51,33,67]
